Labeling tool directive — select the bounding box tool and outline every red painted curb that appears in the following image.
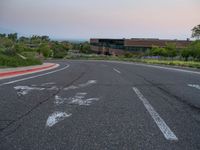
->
[0,64,56,77]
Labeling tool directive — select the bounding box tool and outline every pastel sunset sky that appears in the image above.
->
[0,0,199,40]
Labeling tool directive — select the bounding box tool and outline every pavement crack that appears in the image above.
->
[0,124,21,142]
[0,71,86,135]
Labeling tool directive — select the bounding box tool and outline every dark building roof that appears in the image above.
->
[90,38,191,48]
[124,38,191,48]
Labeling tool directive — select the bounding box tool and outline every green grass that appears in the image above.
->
[0,54,42,67]
[138,59,200,69]
[65,54,200,69]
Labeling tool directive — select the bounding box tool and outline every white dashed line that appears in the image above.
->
[63,80,97,91]
[84,60,200,75]
[132,87,178,141]
[0,65,70,87]
[113,68,121,74]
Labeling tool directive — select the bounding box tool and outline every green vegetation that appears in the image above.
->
[66,54,200,69]
[145,40,200,62]
[192,24,200,40]
[0,55,41,67]
[66,24,200,69]
[0,33,91,67]
[1,24,200,69]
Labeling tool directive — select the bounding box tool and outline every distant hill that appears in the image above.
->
[52,38,88,43]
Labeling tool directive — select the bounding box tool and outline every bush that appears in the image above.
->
[38,43,52,58]
[124,52,133,58]
[181,49,191,61]
[165,43,177,58]
[149,46,167,57]
[190,41,200,60]
[2,48,17,56]
[0,54,42,67]
[51,43,68,58]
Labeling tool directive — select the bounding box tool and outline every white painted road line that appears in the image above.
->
[113,68,121,74]
[132,87,178,141]
[113,61,200,75]
[0,65,70,87]
[85,60,200,75]
[188,84,200,90]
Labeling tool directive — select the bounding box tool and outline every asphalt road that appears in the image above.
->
[0,60,200,150]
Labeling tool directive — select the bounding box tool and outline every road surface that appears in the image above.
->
[0,60,200,150]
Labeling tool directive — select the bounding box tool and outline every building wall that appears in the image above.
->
[124,39,191,48]
[90,38,192,55]
[108,48,125,55]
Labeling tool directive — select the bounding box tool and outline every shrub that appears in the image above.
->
[0,54,42,67]
[124,52,133,58]
[2,48,17,56]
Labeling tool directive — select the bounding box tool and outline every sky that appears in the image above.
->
[0,0,199,40]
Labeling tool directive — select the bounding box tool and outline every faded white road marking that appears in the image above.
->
[41,82,55,86]
[64,80,97,91]
[64,85,78,91]
[77,92,87,95]
[49,92,99,127]
[46,111,72,127]
[54,95,67,105]
[14,86,45,96]
[69,92,99,106]
[188,84,200,90]
[47,86,59,91]
[113,68,121,74]
[55,92,99,106]
[14,84,59,96]
[79,80,97,87]
[132,87,178,141]
[0,65,70,87]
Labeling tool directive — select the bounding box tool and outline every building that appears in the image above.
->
[90,38,191,55]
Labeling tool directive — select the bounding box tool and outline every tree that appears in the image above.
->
[165,43,177,58]
[192,24,200,40]
[188,41,200,60]
[7,33,18,42]
[31,35,42,44]
[14,43,26,53]
[50,42,68,58]
[0,33,6,38]
[150,46,167,57]
[19,36,29,43]
[181,49,191,61]
[41,36,50,42]
[38,43,52,58]
[80,42,91,54]
[0,37,13,48]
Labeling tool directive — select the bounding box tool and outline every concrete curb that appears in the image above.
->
[0,63,59,79]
